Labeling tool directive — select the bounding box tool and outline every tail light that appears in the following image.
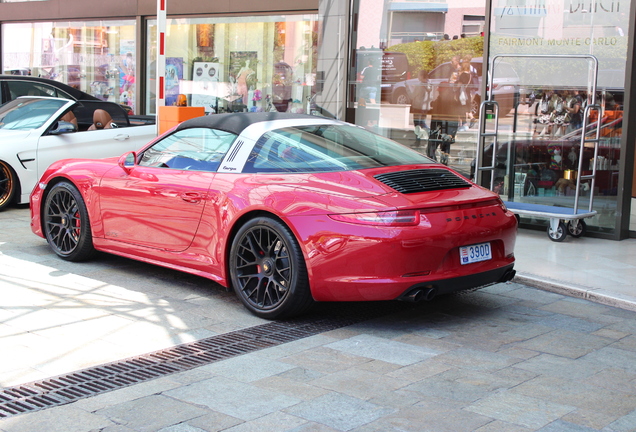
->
[497,198,508,212]
[329,209,421,226]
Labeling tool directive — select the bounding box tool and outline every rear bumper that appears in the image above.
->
[396,264,516,302]
[289,202,517,302]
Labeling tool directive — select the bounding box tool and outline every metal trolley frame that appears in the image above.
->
[475,54,602,242]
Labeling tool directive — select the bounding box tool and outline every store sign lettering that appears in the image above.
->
[498,1,621,18]
[498,5,549,18]
[569,1,621,13]
[498,37,618,47]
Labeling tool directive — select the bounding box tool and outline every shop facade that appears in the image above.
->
[337,0,635,240]
[1,0,634,239]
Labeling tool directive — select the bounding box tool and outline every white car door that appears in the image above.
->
[8,98,76,203]
[36,124,157,177]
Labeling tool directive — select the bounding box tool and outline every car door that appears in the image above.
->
[98,127,236,251]
[36,107,156,178]
[6,97,76,199]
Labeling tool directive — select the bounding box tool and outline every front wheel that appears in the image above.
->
[547,220,568,242]
[0,161,17,211]
[229,217,313,319]
[43,182,97,261]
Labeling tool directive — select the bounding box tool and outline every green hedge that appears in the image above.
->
[388,37,485,73]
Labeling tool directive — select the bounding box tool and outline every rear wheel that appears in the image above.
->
[471,95,480,119]
[567,219,587,238]
[43,182,96,261]
[229,217,313,319]
[0,161,17,211]
[393,88,409,105]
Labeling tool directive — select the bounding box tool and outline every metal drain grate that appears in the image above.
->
[0,302,413,418]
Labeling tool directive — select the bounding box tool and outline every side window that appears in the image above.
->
[6,81,57,99]
[53,88,74,100]
[245,128,346,173]
[430,64,451,80]
[138,127,236,172]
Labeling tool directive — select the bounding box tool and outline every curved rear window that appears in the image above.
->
[243,123,432,173]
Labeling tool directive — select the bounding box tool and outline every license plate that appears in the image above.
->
[460,242,492,265]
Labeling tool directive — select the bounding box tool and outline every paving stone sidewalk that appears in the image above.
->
[1,283,636,432]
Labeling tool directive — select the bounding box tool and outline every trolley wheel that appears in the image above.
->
[547,220,568,242]
[567,219,587,238]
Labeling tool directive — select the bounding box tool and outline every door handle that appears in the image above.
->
[113,134,130,141]
[181,192,205,203]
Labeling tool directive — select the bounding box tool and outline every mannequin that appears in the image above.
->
[236,60,253,105]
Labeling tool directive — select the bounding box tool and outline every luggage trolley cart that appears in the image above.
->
[474,54,601,242]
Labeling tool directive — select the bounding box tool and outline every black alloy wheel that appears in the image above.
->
[0,161,16,211]
[230,217,313,319]
[43,182,96,261]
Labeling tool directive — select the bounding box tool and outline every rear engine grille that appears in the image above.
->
[375,169,471,194]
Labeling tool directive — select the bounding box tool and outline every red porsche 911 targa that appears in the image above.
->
[31,112,517,319]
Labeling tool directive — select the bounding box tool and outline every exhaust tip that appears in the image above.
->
[402,289,424,303]
[501,269,516,282]
[399,286,437,303]
[421,287,437,301]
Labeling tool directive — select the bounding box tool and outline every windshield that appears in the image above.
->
[0,98,67,131]
[244,123,432,173]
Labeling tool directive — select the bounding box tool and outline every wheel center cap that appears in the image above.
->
[262,259,274,275]
[62,214,72,228]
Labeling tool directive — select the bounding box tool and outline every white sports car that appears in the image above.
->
[0,96,156,210]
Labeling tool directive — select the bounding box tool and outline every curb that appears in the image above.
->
[514,273,636,313]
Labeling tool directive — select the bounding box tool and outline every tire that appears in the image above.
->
[567,219,586,238]
[471,96,481,119]
[393,88,409,105]
[229,217,313,319]
[43,182,97,261]
[0,161,17,211]
[547,221,568,242]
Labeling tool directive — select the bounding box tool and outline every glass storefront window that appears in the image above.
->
[146,15,320,117]
[2,20,137,112]
[486,1,631,235]
[348,0,487,180]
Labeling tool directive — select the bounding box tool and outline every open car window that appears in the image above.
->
[73,100,130,128]
[139,127,237,172]
[243,123,432,173]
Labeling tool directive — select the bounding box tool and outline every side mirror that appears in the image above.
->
[118,151,137,174]
[49,121,78,135]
